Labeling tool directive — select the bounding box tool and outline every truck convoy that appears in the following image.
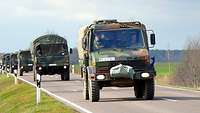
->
[18,50,33,76]
[78,20,156,102]
[31,34,71,81]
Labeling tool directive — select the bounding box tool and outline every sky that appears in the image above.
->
[0,0,200,53]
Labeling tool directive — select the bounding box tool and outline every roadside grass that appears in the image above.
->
[155,62,179,86]
[155,62,178,76]
[0,74,78,113]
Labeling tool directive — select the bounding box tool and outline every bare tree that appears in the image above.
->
[173,38,200,88]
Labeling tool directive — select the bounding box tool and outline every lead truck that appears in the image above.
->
[78,20,156,102]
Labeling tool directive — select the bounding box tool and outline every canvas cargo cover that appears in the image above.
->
[32,34,67,48]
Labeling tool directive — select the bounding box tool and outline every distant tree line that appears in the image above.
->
[150,50,184,63]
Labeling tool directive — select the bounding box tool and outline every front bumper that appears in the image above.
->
[93,71,156,81]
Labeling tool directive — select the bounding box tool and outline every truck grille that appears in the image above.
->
[96,60,146,74]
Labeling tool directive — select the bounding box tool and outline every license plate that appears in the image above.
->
[49,64,57,66]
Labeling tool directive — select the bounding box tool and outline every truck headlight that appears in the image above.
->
[14,69,18,74]
[96,75,105,80]
[38,67,42,70]
[64,66,67,69]
[141,73,150,78]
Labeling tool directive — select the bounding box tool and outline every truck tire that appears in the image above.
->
[134,80,144,98]
[11,69,14,73]
[19,70,23,76]
[83,79,89,100]
[89,80,100,102]
[83,70,89,100]
[61,69,70,81]
[143,79,155,100]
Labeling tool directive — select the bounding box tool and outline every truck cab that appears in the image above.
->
[10,53,18,73]
[18,50,33,76]
[3,54,11,73]
[31,34,71,81]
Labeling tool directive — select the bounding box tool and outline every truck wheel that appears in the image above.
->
[83,79,89,100]
[89,80,100,102]
[61,68,70,81]
[11,69,14,73]
[20,70,23,76]
[80,67,83,78]
[134,80,144,98]
[143,79,155,100]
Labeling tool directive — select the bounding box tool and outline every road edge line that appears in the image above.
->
[8,73,92,113]
[41,88,92,113]
[156,85,200,93]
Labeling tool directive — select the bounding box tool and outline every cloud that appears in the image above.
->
[0,0,200,52]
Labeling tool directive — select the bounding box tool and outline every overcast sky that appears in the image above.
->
[0,0,200,53]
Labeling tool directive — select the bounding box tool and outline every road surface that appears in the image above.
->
[19,73,200,113]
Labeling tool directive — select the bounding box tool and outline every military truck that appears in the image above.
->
[3,54,11,73]
[31,34,71,81]
[2,55,5,70]
[18,50,33,76]
[78,20,156,102]
[0,56,2,74]
[10,53,18,73]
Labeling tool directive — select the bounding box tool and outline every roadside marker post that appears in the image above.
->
[36,73,41,104]
[72,65,75,74]
[14,69,18,84]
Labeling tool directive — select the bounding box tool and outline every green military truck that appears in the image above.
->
[31,34,71,81]
[78,20,156,102]
[2,54,6,71]
[3,54,11,73]
[10,53,18,73]
[18,50,33,76]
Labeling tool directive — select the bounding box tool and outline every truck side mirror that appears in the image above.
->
[69,48,73,54]
[150,34,156,45]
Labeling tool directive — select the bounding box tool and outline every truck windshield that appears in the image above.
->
[11,55,18,64]
[92,29,144,51]
[36,44,67,57]
[21,51,31,60]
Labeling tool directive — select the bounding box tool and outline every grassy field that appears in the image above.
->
[155,62,178,76]
[0,74,78,113]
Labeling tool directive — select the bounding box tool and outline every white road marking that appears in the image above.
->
[156,85,200,93]
[13,74,92,113]
[72,89,78,92]
[162,98,177,102]
[111,87,119,90]
[41,88,92,113]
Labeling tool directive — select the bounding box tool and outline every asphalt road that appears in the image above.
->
[19,73,200,113]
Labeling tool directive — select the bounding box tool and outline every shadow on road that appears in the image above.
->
[157,96,200,100]
[99,96,200,102]
[100,97,160,102]
[42,80,62,82]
